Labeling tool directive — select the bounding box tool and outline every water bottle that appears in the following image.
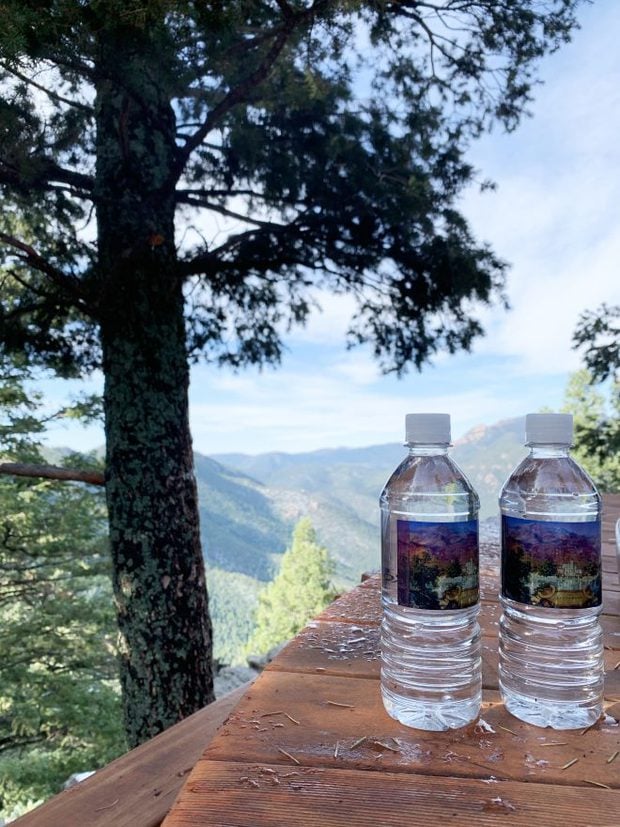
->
[380,413,481,730]
[499,413,604,729]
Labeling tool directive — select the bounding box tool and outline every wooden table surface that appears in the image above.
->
[163,497,620,827]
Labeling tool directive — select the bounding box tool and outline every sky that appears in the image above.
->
[39,2,620,456]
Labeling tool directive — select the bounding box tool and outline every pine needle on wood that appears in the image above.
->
[277,747,300,765]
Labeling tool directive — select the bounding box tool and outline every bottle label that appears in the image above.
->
[501,515,602,608]
[397,519,479,609]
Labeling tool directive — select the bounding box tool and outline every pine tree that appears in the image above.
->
[0,1,584,744]
[562,369,620,492]
[573,303,619,382]
[0,359,125,819]
[248,518,337,654]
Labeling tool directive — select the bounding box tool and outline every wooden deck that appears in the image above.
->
[14,494,620,826]
[163,494,620,827]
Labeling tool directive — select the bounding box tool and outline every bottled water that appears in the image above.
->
[499,413,604,729]
[380,413,481,730]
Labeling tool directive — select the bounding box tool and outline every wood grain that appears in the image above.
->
[203,670,620,789]
[166,498,620,824]
[267,614,620,696]
[163,760,620,827]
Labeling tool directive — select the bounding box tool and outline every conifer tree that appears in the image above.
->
[562,369,620,492]
[0,360,125,819]
[248,518,337,654]
[573,303,620,382]
[0,0,584,743]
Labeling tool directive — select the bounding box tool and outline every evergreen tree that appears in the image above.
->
[248,518,337,654]
[572,303,619,382]
[562,369,620,492]
[0,360,125,820]
[0,1,584,744]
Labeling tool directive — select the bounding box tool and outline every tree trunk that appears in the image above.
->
[94,20,214,747]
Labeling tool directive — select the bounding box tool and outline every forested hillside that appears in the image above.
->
[210,417,527,527]
[197,417,527,666]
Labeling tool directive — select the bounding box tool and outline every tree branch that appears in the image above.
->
[176,193,291,229]
[0,155,94,197]
[0,232,91,312]
[179,222,318,281]
[0,732,48,755]
[0,60,94,114]
[176,186,307,208]
[0,462,104,487]
[42,162,95,194]
[178,226,272,278]
[274,0,295,18]
[172,18,299,180]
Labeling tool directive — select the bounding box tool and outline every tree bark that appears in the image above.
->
[94,20,214,747]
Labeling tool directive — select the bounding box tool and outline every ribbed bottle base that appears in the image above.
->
[500,686,602,729]
[381,683,481,731]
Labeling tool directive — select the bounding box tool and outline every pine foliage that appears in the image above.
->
[248,518,338,654]
[0,361,125,819]
[562,370,620,492]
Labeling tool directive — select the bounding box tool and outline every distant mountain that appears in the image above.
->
[44,418,528,663]
[194,453,378,586]
[452,418,527,517]
[194,454,381,663]
[194,454,289,581]
[215,443,406,479]
[211,417,527,524]
[196,419,528,640]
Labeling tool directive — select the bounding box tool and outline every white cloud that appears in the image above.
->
[331,351,382,386]
[466,194,620,376]
[286,290,359,346]
[188,353,551,454]
[459,6,620,378]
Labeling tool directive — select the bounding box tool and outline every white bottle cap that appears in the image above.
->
[405,413,451,444]
[525,413,573,445]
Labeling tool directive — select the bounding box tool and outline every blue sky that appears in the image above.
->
[40,2,620,456]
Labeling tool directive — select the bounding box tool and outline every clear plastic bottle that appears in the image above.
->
[499,413,604,729]
[380,413,481,730]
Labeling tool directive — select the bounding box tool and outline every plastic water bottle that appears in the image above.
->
[499,413,604,729]
[380,413,481,730]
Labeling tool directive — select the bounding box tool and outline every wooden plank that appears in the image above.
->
[164,503,620,825]
[328,569,619,626]
[265,621,501,688]
[278,569,620,696]
[266,621,379,679]
[162,759,620,827]
[602,492,620,520]
[203,671,620,789]
[266,619,620,698]
[317,579,381,625]
[316,562,524,626]
[13,685,249,827]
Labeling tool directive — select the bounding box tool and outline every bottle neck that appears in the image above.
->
[406,443,449,456]
[528,443,571,459]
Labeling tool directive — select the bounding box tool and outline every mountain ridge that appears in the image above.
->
[210,416,527,524]
[44,417,528,663]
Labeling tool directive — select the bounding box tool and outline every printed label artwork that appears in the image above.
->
[501,515,602,608]
[397,519,479,610]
